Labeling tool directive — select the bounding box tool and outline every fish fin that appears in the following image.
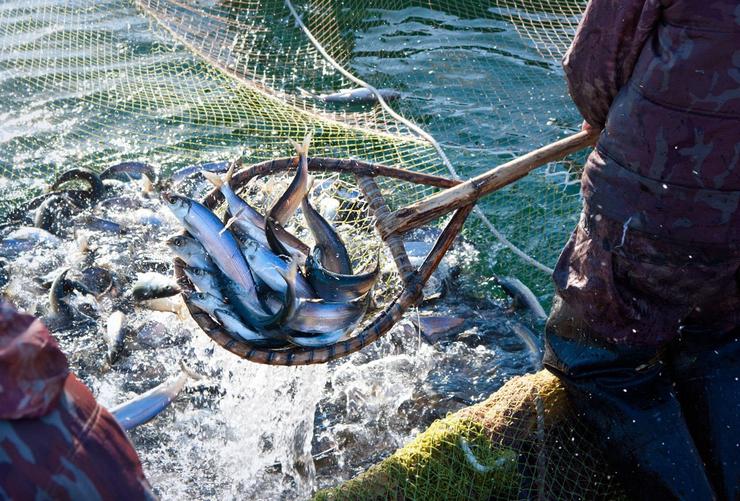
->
[224,160,236,185]
[302,131,313,156]
[219,207,246,235]
[179,360,204,381]
[202,170,223,188]
[288,138,303,157]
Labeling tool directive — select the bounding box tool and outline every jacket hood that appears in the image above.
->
[0,301,69,419]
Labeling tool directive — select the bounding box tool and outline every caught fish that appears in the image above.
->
[140,296,186,317]
[162,193,255,294]
[34,193,78,236]
[170,160,229,184]
[75,215,123,234]
[215,262,297,329]
[49,268,74,318]
[104,311,127,363]
[268,133,311,226]
[304,255,378,302]
[240,239,314,298]
[494,276,547,323]
[50,167,106,203]
[132,272,180,301]
[166,234,216,272]
[185,291,231,317]
[203,164,264,234]
[286,294,368,334]
[299,87,401,105]
[110,361,202,431]
[100,161,156,183]
[411,315,466,345]
[260,216,309,265]
[212,308,287,347]
[183,266,223,299]
[302,192,352,274]
[204,165,310,261]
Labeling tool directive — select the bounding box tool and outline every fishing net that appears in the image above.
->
[314,370,626,500]
[0,0,586,301]
[0,0,620,497]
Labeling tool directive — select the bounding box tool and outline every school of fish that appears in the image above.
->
[165,134,379,349]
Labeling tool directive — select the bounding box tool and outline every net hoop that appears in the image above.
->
[174,156,470,366]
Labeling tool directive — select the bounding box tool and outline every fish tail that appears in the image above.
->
[202,170,223,188]
[219,207,245,235]
[179,360,204,381]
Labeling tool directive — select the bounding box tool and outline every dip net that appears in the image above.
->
[0,0,625,498]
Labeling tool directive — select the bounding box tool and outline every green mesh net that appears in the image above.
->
[315,371,626,500]
[0,0,587,300]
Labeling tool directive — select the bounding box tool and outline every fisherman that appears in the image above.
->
[543,1,740,499]
[0,300,155,498]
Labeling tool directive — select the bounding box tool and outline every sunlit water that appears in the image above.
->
[0,2,575,499]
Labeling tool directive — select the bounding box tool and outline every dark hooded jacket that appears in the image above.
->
[0,301,154,499]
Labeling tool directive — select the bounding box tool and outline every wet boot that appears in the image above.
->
[543,298,716,501]
[671,325,740,501]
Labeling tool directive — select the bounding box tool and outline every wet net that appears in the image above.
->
[1,0,587,301]
[0,0,621,498]
[314,370,626,500]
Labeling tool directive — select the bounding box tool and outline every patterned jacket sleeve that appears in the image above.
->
[562,0,664,128]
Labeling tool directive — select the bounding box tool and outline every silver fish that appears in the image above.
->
[183,267,222,299]
[186,291,231,317]
[304,255,378,302]
[212,309,291,347]
[162,193,256,297]
[215,262,297,329]
[301,87,401,105]
[100,162,156,183]
[34,193,78,236]
[49,268,73,318]
[268,133,311,226]
[132,272,180,301]
[204,166,310,261]
[75,215,123,234]
[239,239,313,298]
[286,294,368,334]
[50,167,106,202]
[104,310,127,364]
[0,226,60,256]
[110,361,201,431]
[170,161,229,184]
[166,234,216,272]
[203,165,265,235]
[494,276,547,323]
[260,216,309,265]
[302,192,352,274]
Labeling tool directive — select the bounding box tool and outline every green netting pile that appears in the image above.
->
[315,370,625,500]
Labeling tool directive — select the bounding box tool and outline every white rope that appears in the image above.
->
[284,0,553,275]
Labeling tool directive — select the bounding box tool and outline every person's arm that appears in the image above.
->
[563,0,664,129]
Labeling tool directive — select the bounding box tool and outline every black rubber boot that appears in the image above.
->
[543,299,716,501]
[671,325,740,501]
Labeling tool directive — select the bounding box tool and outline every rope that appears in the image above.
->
[283,0,553,275]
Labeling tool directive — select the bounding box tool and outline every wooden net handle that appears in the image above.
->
[376,130,599,237]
